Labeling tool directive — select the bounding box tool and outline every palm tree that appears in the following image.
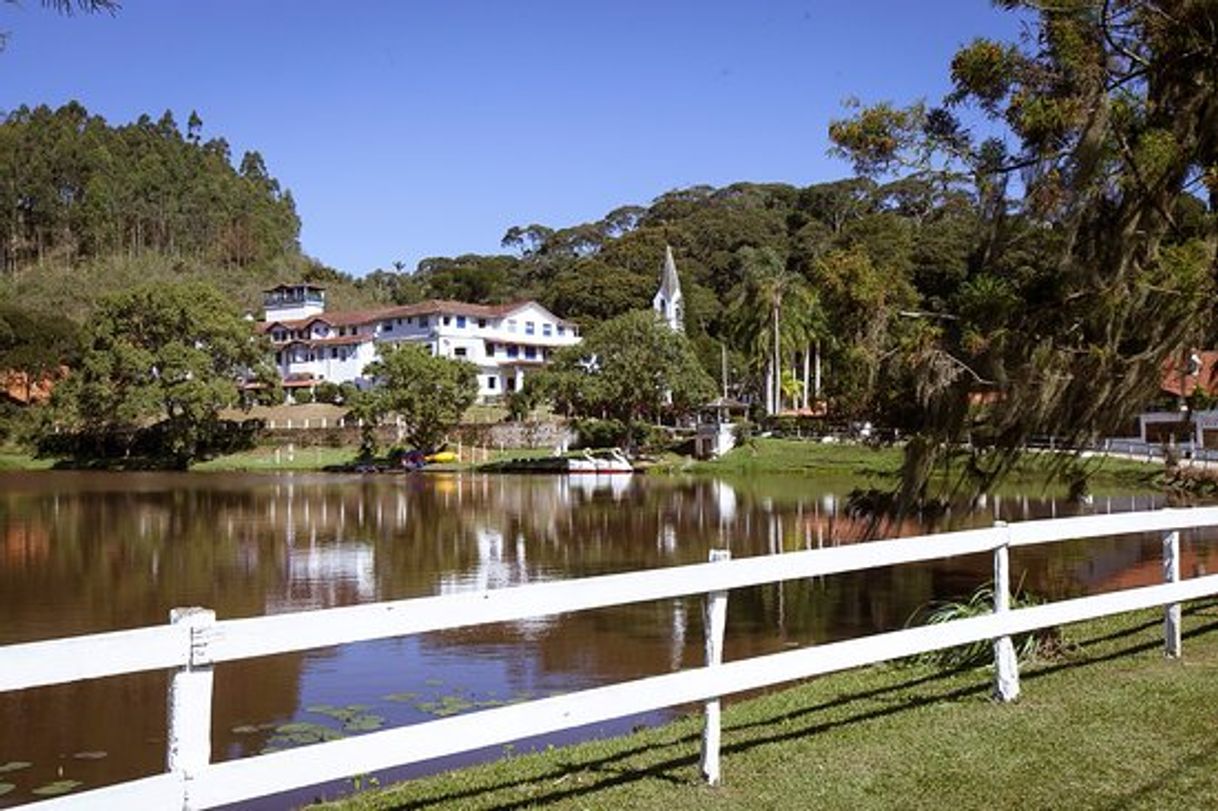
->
[727,247,822,414]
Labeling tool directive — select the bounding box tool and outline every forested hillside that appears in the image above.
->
[0,101,376,318]
[382,179,980,418]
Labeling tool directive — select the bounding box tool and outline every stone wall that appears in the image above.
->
[259,419,573,450]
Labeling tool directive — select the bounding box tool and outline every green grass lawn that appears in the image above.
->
[191,446,359,472]
[650,438,1159,496]
[0,449,55,470]
[318,603,1218,810]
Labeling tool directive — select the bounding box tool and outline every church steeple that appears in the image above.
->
[652,244,684,332]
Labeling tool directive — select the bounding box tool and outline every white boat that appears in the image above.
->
[566,448,634,474]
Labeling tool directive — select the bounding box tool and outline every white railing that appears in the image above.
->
[4,506,1218,809]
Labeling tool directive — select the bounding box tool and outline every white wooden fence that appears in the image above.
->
[4,506,1218,809]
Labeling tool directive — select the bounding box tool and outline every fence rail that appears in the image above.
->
[6,506,1218,809]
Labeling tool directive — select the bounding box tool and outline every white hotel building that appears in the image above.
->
[256,284,581,401]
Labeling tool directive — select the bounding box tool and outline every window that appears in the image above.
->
[557,325,565,336]
[543,323,553,337]
[331,348,339,359]
[456,315,466,328]
[507,345,519,358]
[383,321,393,332]
[419,316,429,328]
[478,318,487,328]
[275,352,282,363]
[525,346,537,359]
[486,342,495,356]
[507,319,517,332]
[405,316,412,325]
[454,347,467,357]
[443,315,451,326]
[525,321,535,335]
[487,376,497,390]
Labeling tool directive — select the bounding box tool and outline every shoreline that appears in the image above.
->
[0,439,1165,496]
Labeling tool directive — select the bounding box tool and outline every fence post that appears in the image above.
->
[1164,530,1182,658]
[701,548,731,785]
[167,607,216,809]
[992,522,1020,702]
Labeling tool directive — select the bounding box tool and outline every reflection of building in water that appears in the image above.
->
[437,526,554,636]
[265,541,377,614]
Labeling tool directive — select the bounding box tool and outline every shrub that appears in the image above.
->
[908,583,1056,668]
[315,381,344,404]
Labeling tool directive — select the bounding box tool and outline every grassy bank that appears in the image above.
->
[651,438,1160,495]
[191,446,360,472]
[318,603,1218,810]
[0,449,55,471]
[1,434,1163,491]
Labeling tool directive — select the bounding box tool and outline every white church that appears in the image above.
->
[256,245,684,402]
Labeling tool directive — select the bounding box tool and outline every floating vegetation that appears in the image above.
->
[414,693,518,718]
[382,691,418,703]
[415,695,475,717]
[0,762,30,774]
[231,725,260,735]
[423,678,444,687]
[261,722,346,754]
[32,780,83,796]
[72,751,107,761]
[306,704,384,732]
[0,783,14,797]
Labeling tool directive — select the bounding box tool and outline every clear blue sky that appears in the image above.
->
[1,1,1022,276]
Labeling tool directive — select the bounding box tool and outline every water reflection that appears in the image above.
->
[0,471,1209,807]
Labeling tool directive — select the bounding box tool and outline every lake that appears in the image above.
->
[0,470,1208,808]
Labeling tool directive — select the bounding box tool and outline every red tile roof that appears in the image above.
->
[256,298,576,332]
[1161,350,1218,398]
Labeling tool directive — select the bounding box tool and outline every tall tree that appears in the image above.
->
[361,343,478,452]
[531,310,716,423]
[830,0,1218,503]
[726,246,820,414]
[51,281,272,466]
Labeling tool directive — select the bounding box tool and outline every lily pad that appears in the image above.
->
[0,783,15,797]
[343,715,383,732]
[32,779,83,796]
[382,692,418,703]
[305,704,336,714]
[73,751,107,760]
[416,695,475,718]
[305,704,383,732]
[264,721,346,750]
[0,762,30,774]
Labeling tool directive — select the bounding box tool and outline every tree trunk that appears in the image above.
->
[771,303,781,415]
[802,346,810,410]
[815,340,823,398]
